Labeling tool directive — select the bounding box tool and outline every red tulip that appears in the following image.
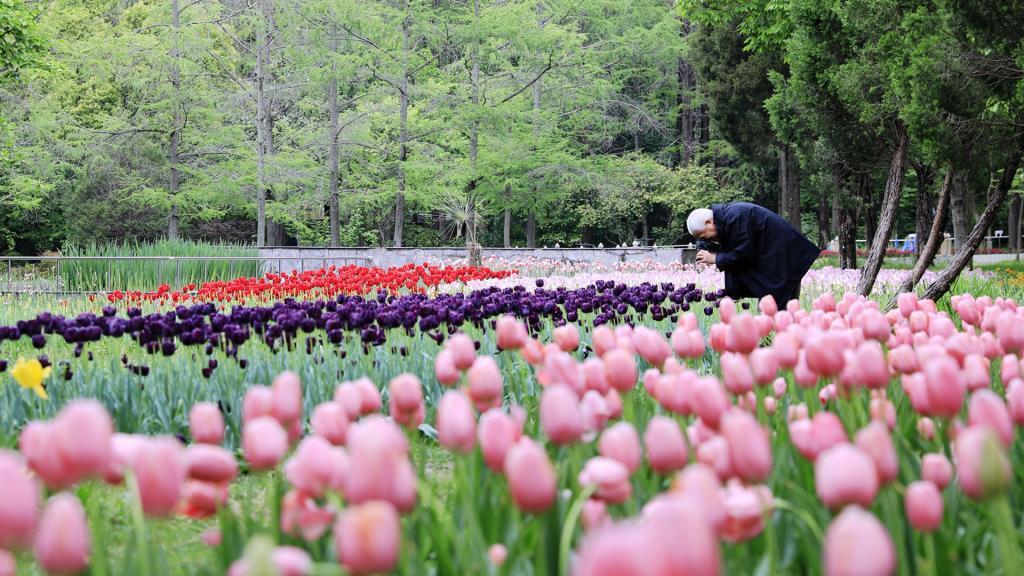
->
[824,506,895,576]
[505,438,557,513]
[189,402,225,445]
[905,481,943,532]
[34,493,90,574]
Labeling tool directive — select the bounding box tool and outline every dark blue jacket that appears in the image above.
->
[706,202,819,303]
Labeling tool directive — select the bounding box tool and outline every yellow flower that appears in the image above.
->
[9,358,51,400]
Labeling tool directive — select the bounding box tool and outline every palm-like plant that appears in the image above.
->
[437,190,487,266]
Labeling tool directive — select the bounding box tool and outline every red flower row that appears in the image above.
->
[106,263,516,304]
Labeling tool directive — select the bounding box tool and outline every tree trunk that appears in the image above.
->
[526,210,537,248]
[817,187,830,249]
[950,172,969,251]
[466,0,481,261]
[837,179,857,269]
[503,184,511,248]
[778,144,801,228]
[887,170,953,308]
[327,25,340,247]
[859,172,876,250]
[393,2,410,248]
[675,20,694,167]
[912,161,936,256]
[642,214,650,246]
[254,0,275,247]
[923,142,1023,302]
[857,121,909,296]
[1008,196,1021,252]
[168,0,181,241]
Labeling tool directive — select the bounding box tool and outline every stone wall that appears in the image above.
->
[258,246,698,273]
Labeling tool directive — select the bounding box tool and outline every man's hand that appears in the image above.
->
[695,250,717,267]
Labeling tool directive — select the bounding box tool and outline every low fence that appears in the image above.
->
[258,245,700,272]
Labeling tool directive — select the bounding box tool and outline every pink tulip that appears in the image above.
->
[579,457,632,504]
[1001,354,1021,384]
[335,501,401,574]
[815,443,879,509]
[537,350,584,393]
[923,354,967,417]
[905,481,943,532]
[200,529,222,547]
[721,353,754,395]
[229,546,313,576]
[749,348,779,385]
[572,522,661,576]
[921,453,953,490]
[447,333,476,371]
[692,376,729,429]
[180,480,230,519]
[605,388,623,419]
[720,408,772,482]
[437,391,476,453]
[1007,379,1024,425]
[709,323,729,353]
[642,495,722,576]
[727,314,759,354]
[132,437,185,517]
[505,438,557,513]
[478,409,522,471]
[805,332,846,377]
[0,549,12,576]
[794,351,818,388]
[103,433,146,485]
[963,354,990,391]
[720,481,771,543]
[759,295,778,316]
[434,349,461,386]
[824,506,895,576]
[189,402,225,445]
[581,499,609,532]
[280,490,334,541]
[603,348,638,393]
[720,297,736,323]
[334,382,363,418]
[897,292,918,318]
[954,426,1010,500]
[917,417,936,440]
[889,345,920,374]
[244,416,289,471]
[599,422,642,474]
[243,386,274,423]
[488,543,508,567]
[22,420,80,488]
[968,389,1013,448]
[54,400,113,481]
[388,373,423,414]
[354,377,382,414]
[284,436,336,498]
[592,325,617,358]
[271,371,303,425]
[467,356,503,410]
[854,422,898,485]
[496,315,528,351]
[185,444,238,484]
[521,337,546,365]
[540,385,583,445]
[644,416,688,474]
[554,323,580,351]
[34,493,89,574]
[580,390,611,433]
[345,417,416,512]
[582,358,610,394]
[0,450,38,550]
[311,401,349,446]
[670,464,726,532]
[697,436,734,480]
[853,341,889,389]
[633,326,672,367]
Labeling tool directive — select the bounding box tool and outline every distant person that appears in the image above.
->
[687,202,820,307]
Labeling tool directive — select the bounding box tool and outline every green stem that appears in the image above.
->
[771,498,824,544]
[923,531,938,576]
[559,485,598,576]
[992,496,1023,574]
[126,472,153,576]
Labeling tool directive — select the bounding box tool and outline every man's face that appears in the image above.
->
[695,218,717,241]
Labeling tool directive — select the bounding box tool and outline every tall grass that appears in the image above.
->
[59,240,260,292]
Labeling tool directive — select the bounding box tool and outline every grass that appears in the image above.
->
[57,240,260,293]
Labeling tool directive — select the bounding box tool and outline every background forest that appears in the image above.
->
[0,0,1021,268]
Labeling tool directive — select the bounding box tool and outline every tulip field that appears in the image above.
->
[1,259,1023,576]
